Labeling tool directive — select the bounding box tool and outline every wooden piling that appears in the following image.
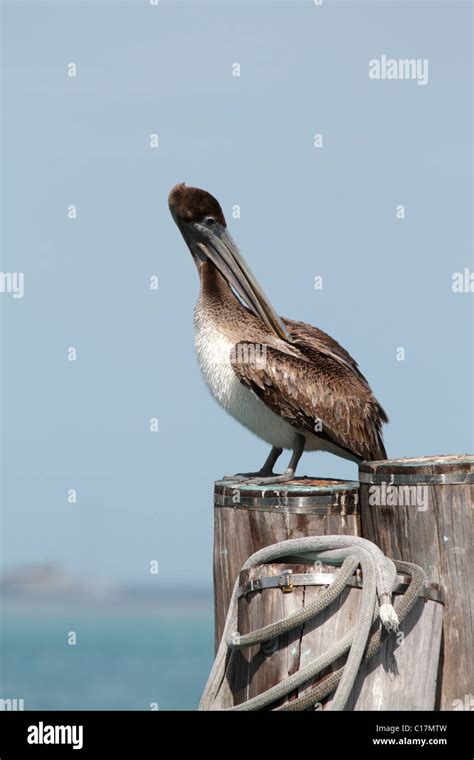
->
[232,563,443,709]
[212,458,465,710]
[213,478,359,650]
[359,455,474,711]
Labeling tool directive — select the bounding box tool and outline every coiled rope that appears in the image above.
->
[199,535,425,711]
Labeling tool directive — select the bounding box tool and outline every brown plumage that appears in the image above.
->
[231,336,388,462]
[169,183,226,227]
[205,265,388,462]
[169,183,388,482]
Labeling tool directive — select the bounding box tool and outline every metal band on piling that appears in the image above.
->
[214,478,360,514]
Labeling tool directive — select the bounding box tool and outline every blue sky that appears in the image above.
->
[1,0,472,586]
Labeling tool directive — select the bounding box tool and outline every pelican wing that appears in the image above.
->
[230,341,387,461]
[283,317,363,375]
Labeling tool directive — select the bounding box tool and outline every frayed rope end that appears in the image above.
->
[379,603,400,632]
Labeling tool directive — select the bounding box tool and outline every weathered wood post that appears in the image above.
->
[211,466,450,710]
[359,455,474,711]
[213,478,359,649]
[233,562,443,710]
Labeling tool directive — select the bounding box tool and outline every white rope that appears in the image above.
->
[199,535,425,711]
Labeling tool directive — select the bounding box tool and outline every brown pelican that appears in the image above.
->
[169,183,388,484]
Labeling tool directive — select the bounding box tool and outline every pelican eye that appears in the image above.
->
[204,216,217,226]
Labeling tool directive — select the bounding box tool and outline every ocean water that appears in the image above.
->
[0,599,214,711]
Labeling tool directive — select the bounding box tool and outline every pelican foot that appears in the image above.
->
[230,469,295,486]
[222,470,278,482]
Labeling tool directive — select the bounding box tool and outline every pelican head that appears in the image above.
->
[168,183,291,343]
